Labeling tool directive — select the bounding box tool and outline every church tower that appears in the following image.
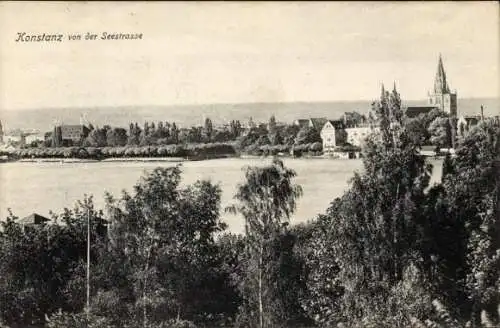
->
[428,54,457,117]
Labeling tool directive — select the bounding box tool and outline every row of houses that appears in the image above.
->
[309,112,487,156]
[0,121,91,148]
[294,109,489,157]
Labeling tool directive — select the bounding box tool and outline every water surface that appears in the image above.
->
[0,158,443,234]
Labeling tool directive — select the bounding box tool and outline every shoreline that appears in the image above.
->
[2,153,445,164]
[14,157,188,164]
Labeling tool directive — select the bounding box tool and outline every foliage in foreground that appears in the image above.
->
[298,87,500,327]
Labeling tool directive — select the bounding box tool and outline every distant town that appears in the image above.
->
[0,55,498,162]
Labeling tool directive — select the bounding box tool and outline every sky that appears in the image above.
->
[0,2,498,110]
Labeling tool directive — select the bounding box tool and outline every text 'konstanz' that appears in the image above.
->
[15,32,143,42]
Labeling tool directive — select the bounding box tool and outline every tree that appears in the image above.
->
[154,121,166,139]
[212,128,233,143]
[105,166,227,327]
[343,111,367,127]
[188,127,203,144]
[237,127,264,150]
[282,125,300,145]
[84,127,109,147]
[170,123,179,144]
[438,121,500,326]
[294,127,321,145]
[268,115,277,135]
[202,118,214,143]
[428,116,452,150]
[0,197,108,327]
[314,85,435,326]
[52,126,62,148]
[128,123,142,146]
[404,108,448,146]
[106,128,128,147]
[230,120,243,139]
[269,129,283,146]
[298,216,344,326]
[227,159,302,328]
[268,115,284,146]
[44,131,53,147]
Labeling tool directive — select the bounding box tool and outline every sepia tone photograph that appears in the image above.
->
[0,2,499,328]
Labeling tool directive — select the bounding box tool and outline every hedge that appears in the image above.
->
[6,143,237,160]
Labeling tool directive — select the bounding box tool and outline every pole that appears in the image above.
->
[86,206,90,321]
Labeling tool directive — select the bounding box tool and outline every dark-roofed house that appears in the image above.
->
[293,118,328,130]
[18,213,50,225]
[61,125,90,142]
[405,106,438,118]
[53,124,91,146]
[309,118,328,130]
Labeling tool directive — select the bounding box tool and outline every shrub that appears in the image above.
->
[154,319,198,328]
[46,310,117,328]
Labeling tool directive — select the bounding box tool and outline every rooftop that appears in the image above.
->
[405,106,437,118]
[18,213,50,225]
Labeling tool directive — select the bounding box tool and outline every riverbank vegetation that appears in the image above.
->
[5,143,237,161]
[1,87,498,328]
[6,113,338,160]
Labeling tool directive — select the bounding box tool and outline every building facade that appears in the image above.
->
[320,120,346,153]
[53,124,91,146]
[61,125,90,142]
[427,55,457,117]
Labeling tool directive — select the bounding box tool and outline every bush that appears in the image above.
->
[309,141,322,152]
[154,319,198,328]
[10,143,236,160]
[46,310,117,328]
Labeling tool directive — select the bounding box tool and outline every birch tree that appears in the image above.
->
[227,158,302,328]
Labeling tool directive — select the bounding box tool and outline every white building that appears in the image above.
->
[320,120,346,154]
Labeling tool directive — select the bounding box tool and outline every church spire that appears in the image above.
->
[434,54,449,94]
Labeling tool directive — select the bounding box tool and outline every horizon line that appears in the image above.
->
[1,96,498,112]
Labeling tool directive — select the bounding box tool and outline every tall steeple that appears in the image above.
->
[428,54,458,118]
[434,53,449,94]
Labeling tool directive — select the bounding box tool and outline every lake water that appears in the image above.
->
[0,158,443,234]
